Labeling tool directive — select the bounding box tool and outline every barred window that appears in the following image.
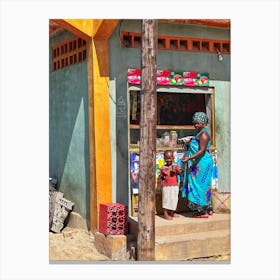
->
[52,37,87,71]
[121,32,230,54]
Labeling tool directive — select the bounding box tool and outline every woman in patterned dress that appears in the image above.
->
[181,112,213,218]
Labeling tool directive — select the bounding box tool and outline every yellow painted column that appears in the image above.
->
[88,38,112,231]
[88,20,118,232]
[93,38,112,208]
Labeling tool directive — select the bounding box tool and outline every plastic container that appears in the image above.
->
[161,131,170,147]
[169,130,178,147]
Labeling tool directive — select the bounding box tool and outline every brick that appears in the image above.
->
[99,203,128,235]
[50,196,74,233]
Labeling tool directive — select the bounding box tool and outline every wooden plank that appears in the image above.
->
[211,87,216,148]
[128,84,214,94]
[130,124,196,130]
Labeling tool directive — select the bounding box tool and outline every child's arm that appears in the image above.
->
[175,163,181,175]
[160,167,168,180]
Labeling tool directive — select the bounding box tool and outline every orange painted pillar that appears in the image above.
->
[88,20,118,232]
[91,38,112,231]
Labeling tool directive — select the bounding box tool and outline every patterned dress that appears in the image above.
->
[186,128,213,213]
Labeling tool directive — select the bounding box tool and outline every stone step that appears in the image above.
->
[155,229,230,261]
[129,213,230,237]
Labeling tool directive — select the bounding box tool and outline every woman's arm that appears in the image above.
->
[182,131,210,162]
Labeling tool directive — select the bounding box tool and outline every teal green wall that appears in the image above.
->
[109,20,231,205]
[49,30,90,221]
[210,81,231,192]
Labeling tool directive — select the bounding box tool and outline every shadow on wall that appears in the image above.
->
[49,62,90,224]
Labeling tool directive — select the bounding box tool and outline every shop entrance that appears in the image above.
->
[128,85,216,216]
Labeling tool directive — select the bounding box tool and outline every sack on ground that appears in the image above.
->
[211,191,231,213]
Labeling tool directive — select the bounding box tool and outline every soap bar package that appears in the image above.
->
[170,71,184,85]
[183,71,197,86]
[127,68,141,84]
[197,72,209,86]
[156,69,170,85]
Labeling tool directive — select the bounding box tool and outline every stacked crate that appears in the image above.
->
[99,203,128,235]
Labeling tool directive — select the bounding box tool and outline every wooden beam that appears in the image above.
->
[159,19,230,29]
[211,87,216,148]
[52,19,119,40]
[51,19,93,41]
[87,40,98,232]
[92,19,119,39]
[94,39,109,77]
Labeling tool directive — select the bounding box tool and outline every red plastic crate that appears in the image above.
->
[99,203,128,235]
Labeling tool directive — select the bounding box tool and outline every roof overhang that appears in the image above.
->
[49,19,230,38]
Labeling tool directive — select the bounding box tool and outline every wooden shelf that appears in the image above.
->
[130,124,195,130]
[129,146,185,153]
[130,145,216,153]
[130,124,211,130]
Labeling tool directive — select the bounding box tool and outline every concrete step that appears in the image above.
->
[156,213,230,236]
[129,213,230,237]
[155,229,230,261]
[128,213,230,260]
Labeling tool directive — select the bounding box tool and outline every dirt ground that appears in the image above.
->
[49,227,230,262]
[49,227,109,261]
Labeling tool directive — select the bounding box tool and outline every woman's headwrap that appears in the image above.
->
[192,112,208,125]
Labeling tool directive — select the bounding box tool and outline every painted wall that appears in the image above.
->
[49,30,90,221]
[109,20,231,207]
[210,81,231,192]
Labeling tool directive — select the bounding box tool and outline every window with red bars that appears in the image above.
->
[121,32,230,54]
[52,37,87,71]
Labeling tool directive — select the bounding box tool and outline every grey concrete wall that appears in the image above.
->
[109,20,231,205]
[49,30,90,222]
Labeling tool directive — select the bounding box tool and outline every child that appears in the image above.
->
[159,150,181,220]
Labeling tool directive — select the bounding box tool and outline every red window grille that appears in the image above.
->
[52,36,87,71]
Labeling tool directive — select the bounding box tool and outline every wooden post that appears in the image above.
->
[137,19,158,261]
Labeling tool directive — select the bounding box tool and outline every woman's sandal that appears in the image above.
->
[192,212,209,218]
